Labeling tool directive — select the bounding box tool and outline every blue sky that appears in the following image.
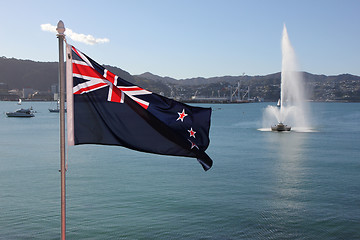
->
[0,0,359,79]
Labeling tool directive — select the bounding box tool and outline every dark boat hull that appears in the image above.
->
[271,123,291,131]
[49,109,67,113]
[6,108,34,117]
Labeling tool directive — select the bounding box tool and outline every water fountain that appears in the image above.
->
[263,24,310,132]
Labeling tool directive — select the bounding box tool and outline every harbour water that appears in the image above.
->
[0,101,359,239]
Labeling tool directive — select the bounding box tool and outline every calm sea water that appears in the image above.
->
[0,101,359,239]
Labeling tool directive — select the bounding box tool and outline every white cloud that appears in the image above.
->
[40,23,109,45]
[41,23,57,33]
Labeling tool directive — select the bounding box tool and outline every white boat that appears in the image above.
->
[276,99,280,107]
[17,99,22,105]
[6,108,34,118]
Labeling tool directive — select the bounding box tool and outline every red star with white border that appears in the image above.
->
[188,127,196,138]
[177,109,188,122]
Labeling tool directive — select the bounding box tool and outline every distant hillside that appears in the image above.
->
[0,57,58,91]
[0,57,173,95]
[0,56,359,102]
[134,72,360,102]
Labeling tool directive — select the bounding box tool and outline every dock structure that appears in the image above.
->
[186,82,253,103]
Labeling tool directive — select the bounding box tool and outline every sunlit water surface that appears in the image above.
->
[0,101,359,239]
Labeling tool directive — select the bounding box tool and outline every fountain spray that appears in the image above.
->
[263,24,311,131]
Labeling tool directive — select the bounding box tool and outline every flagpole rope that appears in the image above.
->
[65,145,69,172]
[64,35,69,172]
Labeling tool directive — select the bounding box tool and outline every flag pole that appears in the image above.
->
[56,20,66,240]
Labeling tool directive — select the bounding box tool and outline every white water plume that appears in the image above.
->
[41,23,110,45]
[262,24,311,132]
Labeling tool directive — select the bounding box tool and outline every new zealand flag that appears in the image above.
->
[66,45,213,171]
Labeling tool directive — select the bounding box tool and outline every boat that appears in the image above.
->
[17,99,22,105]
[276,99,280,107]
[49,100,66,113]
[49,100,59,112]
[49,108,60,113]
[271,122,291,131]
[6,108,35,118]
[49,107,67,113]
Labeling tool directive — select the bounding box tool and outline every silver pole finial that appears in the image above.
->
[57,20,66,35]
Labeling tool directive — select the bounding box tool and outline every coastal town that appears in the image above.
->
[0,69,359,103]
